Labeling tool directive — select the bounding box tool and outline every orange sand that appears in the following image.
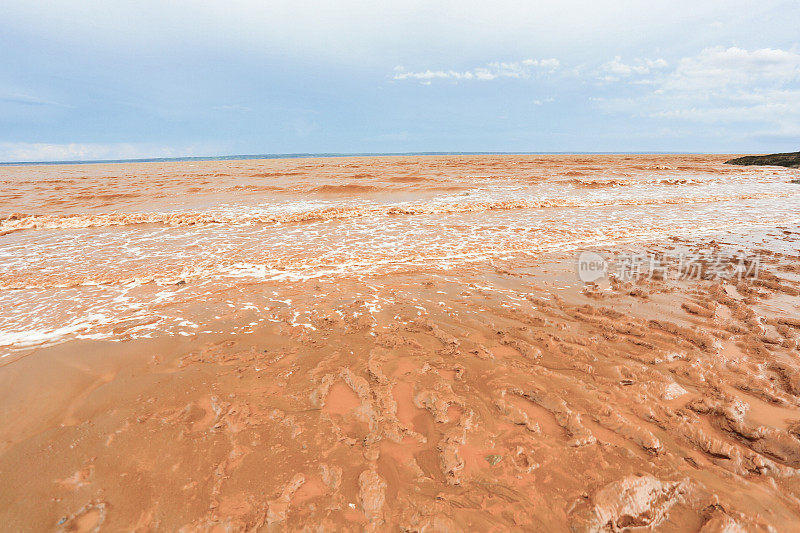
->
[0,155,799,530]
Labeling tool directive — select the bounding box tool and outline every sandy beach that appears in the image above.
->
[1,155,800,530]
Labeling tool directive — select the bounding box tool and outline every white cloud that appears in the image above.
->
[0,93,64,107]
[595,47,800,138]
[522,58,561,71]
[662,46,800,91]
[0,142,219,162]
[5,0,796,69]
[393,58,559,83]
[649,99,800,122]
[597,56,668,82]
[596,47,800,88]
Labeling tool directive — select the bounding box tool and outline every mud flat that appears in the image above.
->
[1,154,800,530]
[1,224,800,531]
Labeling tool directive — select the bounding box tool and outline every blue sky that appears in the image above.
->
[1,0,799,161]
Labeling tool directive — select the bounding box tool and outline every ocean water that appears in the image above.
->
[1,154,798,354]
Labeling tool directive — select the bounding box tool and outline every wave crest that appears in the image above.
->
[0,192,790,234]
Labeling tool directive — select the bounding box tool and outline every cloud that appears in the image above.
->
[596,47,800,88]
[0,142,219,163]
[5,0,795,69]
[647,90,800,122]
[594,47,800,137]
[661,46,800,92]
[751,126,800,143]
[597,57,668,82]
[0,94,62,107]
[393,58,559,83]
[522,58,561,71]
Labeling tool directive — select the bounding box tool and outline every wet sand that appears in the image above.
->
[1,155,800,530]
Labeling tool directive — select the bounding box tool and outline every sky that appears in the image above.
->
[1,0,799,161]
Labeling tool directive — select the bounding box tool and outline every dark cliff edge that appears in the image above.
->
[725,152,800,169]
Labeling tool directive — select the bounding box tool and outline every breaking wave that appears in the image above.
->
[0,192,791,234]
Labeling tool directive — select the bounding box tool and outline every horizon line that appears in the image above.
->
[0,150,751,167]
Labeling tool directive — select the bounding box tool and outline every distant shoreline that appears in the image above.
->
[0,151,730,167]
